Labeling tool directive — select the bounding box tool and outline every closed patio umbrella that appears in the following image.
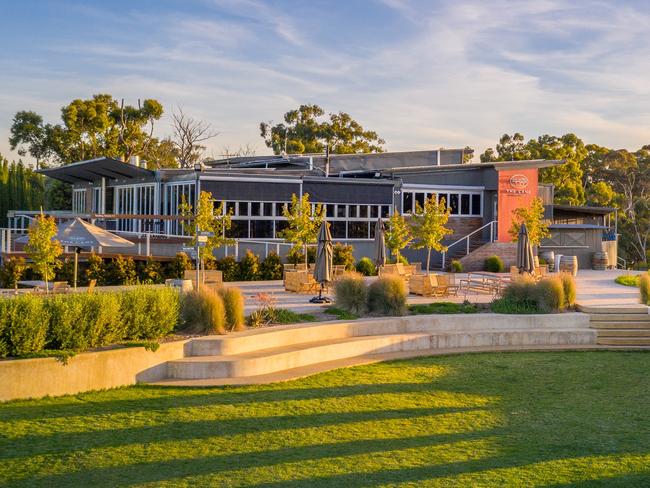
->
[373,218,386,269]
[19,218,134,289]
[310,220,333,303]
[516,222,535,275]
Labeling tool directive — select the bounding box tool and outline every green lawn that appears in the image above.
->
[1,352,650,487]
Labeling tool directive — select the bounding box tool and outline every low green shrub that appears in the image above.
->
[85,253,105,285]
[47,294,91,351]
[534,276,565,313]
[286,246,304,265]
[217,256,241,282]
[219,287,246,331]
[0,256,27,289]
[390,255,409,265]
[333,243,356,271]
[105,255,137,285]
[120,286,180,339]
[181,288,226,334]
[55,259,75,285]
[615,274,641,287]
[355,257,376,276]
[409,302,477,314]
[491,297,540,314]
[239,250,260,281]
[450,260,463,273]
[559,273,576,308]
[260,252,283,280]
[138,258,164,284]
[334,272,368,316]
[272,309,317,324]
[324,306,359,320]
[2,294,49,356]
[169,252,193,279]
[368,275,408,316]
[640,274,650,305]
[485,255,505,273]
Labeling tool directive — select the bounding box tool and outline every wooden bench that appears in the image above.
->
[285,270,320,294]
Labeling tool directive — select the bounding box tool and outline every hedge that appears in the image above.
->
[0,286,180,358]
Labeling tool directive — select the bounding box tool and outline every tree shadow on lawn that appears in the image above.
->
[1,405,487,460]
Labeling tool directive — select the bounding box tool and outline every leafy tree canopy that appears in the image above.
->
[260,104,385,155]
[410,196,453,274]
[508,197,550,247]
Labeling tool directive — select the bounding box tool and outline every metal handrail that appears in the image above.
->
[617,256,627,270]
[441,220,498,270]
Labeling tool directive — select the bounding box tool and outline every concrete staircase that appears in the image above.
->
[149,314,597,386]
[457,242,518,272]
[580,305,650,347]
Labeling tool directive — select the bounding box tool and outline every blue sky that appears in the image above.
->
[1,0,649,164]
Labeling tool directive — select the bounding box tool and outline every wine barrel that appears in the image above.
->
[592,251,609,271]
[539,251,555,266]
[559,255,578,276]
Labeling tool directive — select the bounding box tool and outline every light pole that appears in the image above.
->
[194,162,203,290]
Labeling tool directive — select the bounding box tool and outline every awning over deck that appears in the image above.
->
[38,157,154,183]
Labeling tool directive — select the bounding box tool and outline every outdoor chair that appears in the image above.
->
[52,282,71,294]
[409,273,446,297]
[437,274,459,297]
[284,270,320,294]
[379,263,412,282]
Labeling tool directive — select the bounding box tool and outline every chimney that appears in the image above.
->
[129,155,141,167]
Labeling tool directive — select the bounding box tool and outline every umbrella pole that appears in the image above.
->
[73,251,78,290]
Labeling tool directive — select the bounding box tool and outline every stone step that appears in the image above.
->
[590,314,650,322]
[167,328,596,380]
[578,305,648,314]
[596,329,650,337]
[597,337,650,346]
[189,314,591,357]
[590,321,650,329]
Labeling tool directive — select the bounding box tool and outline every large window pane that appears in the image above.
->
[326,204,334,218]
[263,202,273,216]
[381,205,390,218]
[349,205,358,218]
[330,221,346,238]
[227,220,249,238]
[471,194,481,215]
[359,205,368,218]
[275,220,289,238]
[336,205,346,218]
[348,221,369,239]
[226,201,236,215]
[415,192,425,210]
[250,220,273,238]
[438,193,448,208]
[461,194,470,215]
[250,202,261,216]
[238,202,249,216]
[370,206,379,218]
[403,193,413,213]
[275,203,285,216]
[449,194,459,214]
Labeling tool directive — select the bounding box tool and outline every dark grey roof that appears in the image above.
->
[38,157,153,183]
[552,204,616,215]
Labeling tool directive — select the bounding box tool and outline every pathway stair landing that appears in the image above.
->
[579,304,650,346]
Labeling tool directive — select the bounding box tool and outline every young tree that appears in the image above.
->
[24,213,62,291]
[179,191,234,261]
[279,193,324,266]
[385,211,412,263]
[410,196,453,274]
[508,197,551,247]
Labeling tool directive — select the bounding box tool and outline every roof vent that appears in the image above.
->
[129,155,141,167]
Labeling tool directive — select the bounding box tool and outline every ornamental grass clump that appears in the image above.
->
[640,273,650,305]
[181,288,226,334]
[368,275,408,316]
[534,276,565,313]
[219,287,246,331]
[334,272,368,316]
[355,257,376,276]
[559,272,577,308]
[492,275,539,314]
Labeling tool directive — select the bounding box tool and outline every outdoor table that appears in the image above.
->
[460,272,506,298]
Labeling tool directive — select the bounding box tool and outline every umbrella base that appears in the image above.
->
[309,296,332,304]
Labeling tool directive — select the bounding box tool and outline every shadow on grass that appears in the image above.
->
[1,405,485,460]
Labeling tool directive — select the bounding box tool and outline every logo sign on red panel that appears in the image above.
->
[505,174,530,194]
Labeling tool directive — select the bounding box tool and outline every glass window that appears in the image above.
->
[227,220,248,238]
[251,220,273,238]
[348,221,369,239]
[349,205,358,218]
[326,204,334,218]
[238,202,249,216]
[403,193,413,213]
[359,205,368,218]
[330,221,346,238]
[438,193,448,207]
[461,194,470,215]
[250,202,261,216]
[263,202,273,216]
[370,206,379,218]
[336,205,346,218]
[226,201,236,215]
[275,220,289,238]
[275,203,285,217]
[471,194,481,215]
[449,194,459,214]
[381,205,390,218]
[415,192,425,210]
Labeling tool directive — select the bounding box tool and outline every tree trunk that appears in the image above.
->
[304,244,308,266]
[426,248,431,276]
